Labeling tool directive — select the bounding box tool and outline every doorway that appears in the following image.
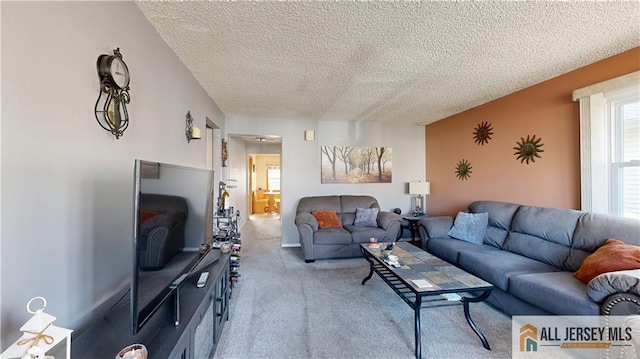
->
[249,153,281,219]
[230,134,282,233]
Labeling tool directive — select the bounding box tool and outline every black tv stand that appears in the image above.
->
[73,251,231,359]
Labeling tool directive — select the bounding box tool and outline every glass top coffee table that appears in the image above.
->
[360,242,494,359]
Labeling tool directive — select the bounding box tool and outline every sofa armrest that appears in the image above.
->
[418,216,453,239]
[377,211,402,240]
[295,212,318,231]
[140,212,184,235]
[295,212,318,261]
[600,292,640,316]
[587,269,640,303]
[377,211,401,229]
[417,216,453,250]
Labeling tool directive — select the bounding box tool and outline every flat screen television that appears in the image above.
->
[131,159,216,335]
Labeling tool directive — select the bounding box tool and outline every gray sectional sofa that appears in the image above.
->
[418,200,640,316]
[295,195,402,262]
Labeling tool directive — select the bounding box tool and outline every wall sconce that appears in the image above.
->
[94,48,130,139]
[1,296,73,359]
[185,111,201,143]
[304,130,315,141]
[409,181,430,216]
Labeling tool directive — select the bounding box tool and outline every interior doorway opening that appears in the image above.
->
[249,153,281,219]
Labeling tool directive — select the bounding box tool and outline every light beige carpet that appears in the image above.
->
[213,218,513,359]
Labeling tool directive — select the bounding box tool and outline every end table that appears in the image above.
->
[403,214,426,243]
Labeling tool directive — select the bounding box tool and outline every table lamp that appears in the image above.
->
[409,181,430,216]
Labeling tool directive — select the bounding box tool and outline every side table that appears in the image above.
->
[403,215,427,243]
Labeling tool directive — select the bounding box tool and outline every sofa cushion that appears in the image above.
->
[458,250,561,291]
[354,207,379,227]
[468,201,521,248]
[338,195,380,226]
[344,225,389,244]
[573,238,640,283]
[567,213,640,272]
[447,212,488,244]
[426,237,500,266]
[504,205,582,270]
[509,271,600,315]
[586,269,640,302]
[297,196,341,214]
[313,227,352,245]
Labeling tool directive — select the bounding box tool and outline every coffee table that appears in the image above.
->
[360,242,494,359]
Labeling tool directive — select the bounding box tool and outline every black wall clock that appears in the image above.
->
[94,48,131,139]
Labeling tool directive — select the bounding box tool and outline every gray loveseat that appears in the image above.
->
[295,195,402,262]
[418,200,640,316]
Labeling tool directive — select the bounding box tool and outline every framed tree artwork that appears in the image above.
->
[321,145,392,183]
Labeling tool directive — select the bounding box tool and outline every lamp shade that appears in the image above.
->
[409,181,430,195]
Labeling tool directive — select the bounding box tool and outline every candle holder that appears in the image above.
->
[185,111,202,143]
[115,344,148,359]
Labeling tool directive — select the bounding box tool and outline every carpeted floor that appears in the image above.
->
[213,218,513,359]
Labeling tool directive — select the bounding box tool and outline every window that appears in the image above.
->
[573,71,640,219]
[611,97,639,218]
[267,168,280,191]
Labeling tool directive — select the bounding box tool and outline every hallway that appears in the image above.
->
[244,214,282,241]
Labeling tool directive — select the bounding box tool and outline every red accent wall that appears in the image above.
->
[426,47,640,216]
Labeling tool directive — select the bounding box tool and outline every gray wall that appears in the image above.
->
[0,1,225,350]
[226,117,426,247]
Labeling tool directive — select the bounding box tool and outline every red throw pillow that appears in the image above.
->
[140,210,163,224]
[573,238,640,283]
[312,210,342,229]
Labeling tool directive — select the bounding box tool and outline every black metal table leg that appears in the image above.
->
[360,247,375,285]
[415,296,422,358]
[462,290,492,350]
[361,261,374,285]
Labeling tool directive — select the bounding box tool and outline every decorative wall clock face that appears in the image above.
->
[109,56,130,89]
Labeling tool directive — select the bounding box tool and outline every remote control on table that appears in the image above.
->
[197,272,209,288]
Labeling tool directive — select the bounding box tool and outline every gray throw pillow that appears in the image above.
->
[586,269,640,303]
[447,212,489,245]
[354,207,379,227]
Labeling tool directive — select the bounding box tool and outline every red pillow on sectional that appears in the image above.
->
[573,238,640,283]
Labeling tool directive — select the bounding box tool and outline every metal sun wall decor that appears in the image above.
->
[513,134,544,164]
[455,159,472,181]
[321,145,392,183]
[473,121,494,145]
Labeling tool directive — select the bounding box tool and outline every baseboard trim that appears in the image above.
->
[282,243,301,248]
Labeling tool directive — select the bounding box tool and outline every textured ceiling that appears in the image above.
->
[135,1,640,126]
